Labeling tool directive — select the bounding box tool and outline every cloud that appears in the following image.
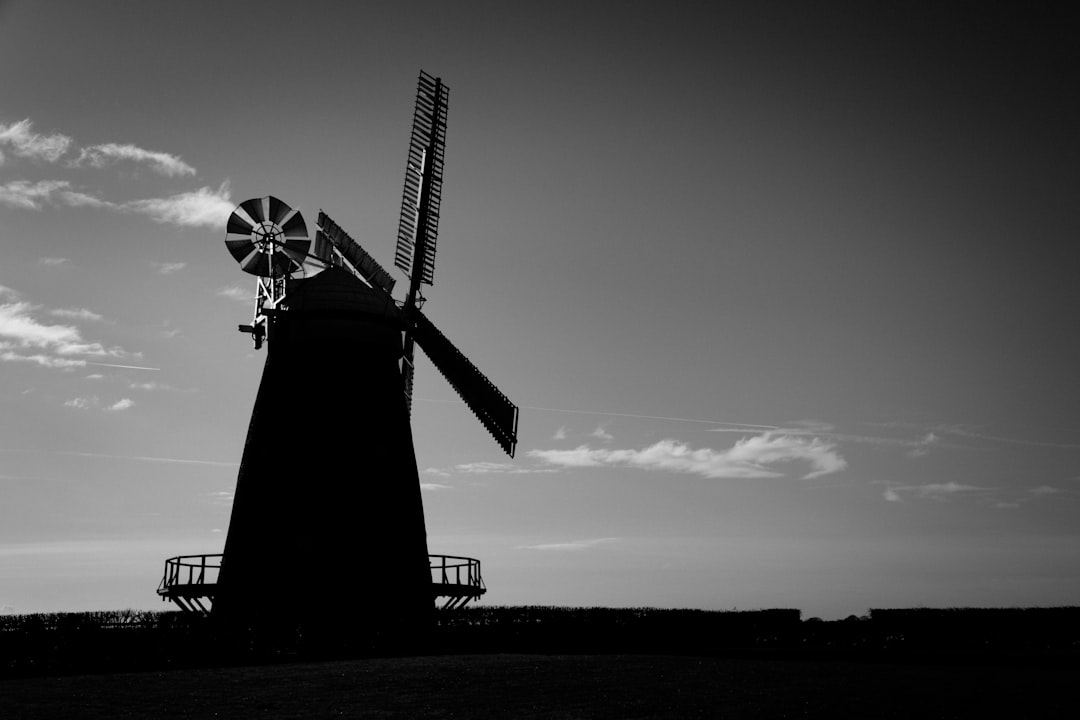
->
[76,143,195,176]
[516,537,620,552]
[420,482,452,492]
[1,176,233,230]
[50,307,105,322]
[0,301,83,347]
[219,282,252,302]
[871,421,1080,451]
[907,432,939,458]
[150,261,187,275]
[0,291,134,369]
[1030,485,1061,496]
[1,351,86,369]
[59,189,112,208]
[218,284,251,303]
[424,461,560,477]
[0,179,70,209]
[591,425,613,441]
[123,181,233,228]
[0,119,72,163]
[206,491,234,506]
[552,426,568,441]
[0,448,238,468]
[64,397,97,409]
[106,398,134,411]
[528,433,847,480]
[39,257,69,266]
[916,482,983,496]
[884,481,986,502]
[128,380,193,393]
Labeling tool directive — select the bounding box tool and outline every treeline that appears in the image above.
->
[431,606,801,654]
[2,606,1078,677]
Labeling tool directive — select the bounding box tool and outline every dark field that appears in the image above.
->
[2,653,1074,719]
[2,607,1077,718]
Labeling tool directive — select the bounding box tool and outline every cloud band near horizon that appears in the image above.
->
[528,434,846,480]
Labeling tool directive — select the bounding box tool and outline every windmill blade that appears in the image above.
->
[268,196,291,225]
[401,334,416,412]
[239,197,266,225]
[395,70,448,289]
[225,237,257,265]
[412,309,518,457]
[316,211,396,296]
[226,211,254,237]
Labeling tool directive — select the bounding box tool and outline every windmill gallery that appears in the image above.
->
[156,72,519,638]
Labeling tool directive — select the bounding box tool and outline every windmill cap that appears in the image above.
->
[284,267,403,323]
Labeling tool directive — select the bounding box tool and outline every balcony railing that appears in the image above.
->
[157,552,485,614]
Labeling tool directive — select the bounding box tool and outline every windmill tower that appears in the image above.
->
[205,72,518,638]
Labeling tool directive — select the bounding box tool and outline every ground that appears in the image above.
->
[1,653,1072,719]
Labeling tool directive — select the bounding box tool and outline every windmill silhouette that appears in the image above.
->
[157,73,517,637]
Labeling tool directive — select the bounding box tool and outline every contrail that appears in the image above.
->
[415,397,777,429]
[87,362,161,371]
[0,448,236,467]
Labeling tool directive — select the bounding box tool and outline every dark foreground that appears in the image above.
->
[2,607,1077,718]
[1,652,1073,719]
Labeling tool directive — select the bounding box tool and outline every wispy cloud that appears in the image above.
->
[591,424,613,441]
[529,433,847,480]
[424,461,559,477]
[62,396,134,412]
[420,482,452,492]
[205,491,234,506]
[75,143,195,177]
[935,424,1080,450]
[38,257,69,266]
[0,287,136,370]
[0,447,238,467]
[869,421,1080,451]
[0,177,233,229]
[552,426,568,441]
[218,284,251,303]
[907,432,939,458]
[129,381,191,392]
[0,179,70,209]
[883,481,986,502]
[124,181,233,228]
[1,118,195,179]
[0,119,72,163]
[516,537,620,552]
[50,307,105,322]
[150,261,187,275]
[1,352,86,369]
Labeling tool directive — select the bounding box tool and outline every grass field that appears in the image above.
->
[2,607,1077,718]
[1,653,1073,719]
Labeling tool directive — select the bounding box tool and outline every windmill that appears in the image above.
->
[158,72,518,635]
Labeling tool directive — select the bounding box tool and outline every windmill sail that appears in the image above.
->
[316,211,397,295]
[412,309,518,457]
[395,71,448,287]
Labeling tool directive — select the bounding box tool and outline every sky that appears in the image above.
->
[1,1,1078,619]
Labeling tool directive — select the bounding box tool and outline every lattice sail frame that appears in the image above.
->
[394,70,448,289]
[315,210,397,296]
[413,309,519,457]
